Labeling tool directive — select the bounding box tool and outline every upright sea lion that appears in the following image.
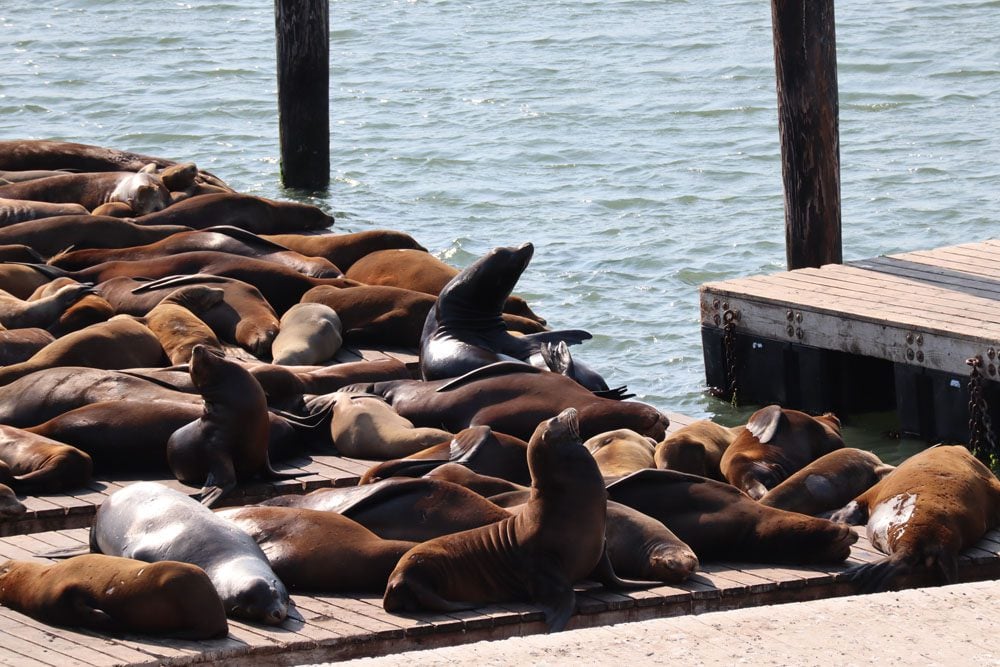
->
[167,345,297,506]
[419,243,596,385]
[0,316,168,386]
[0,283,94,329]
[49,227,340,278]
[90,482,289,624]
[584,428,657,478]
[761,448,894,517]
[654,420,743,481]
[607,468,857,564]
[720,405,844,499]
[0,215,190,257]
[216,506,417,593]
[0,197,89,226]
[0,555,228,638]
[829,445,1000,592]
[0,168,171,214]
[343,363,669,442]
[142,286,225,364]
[345,248,545,322]
[134,192,333,234]
[271,302,343,366]
[382,408,618,631]
[263,230,426,271]
[261,477,511,542]
[0,425,92,492]
[327,392,452,459]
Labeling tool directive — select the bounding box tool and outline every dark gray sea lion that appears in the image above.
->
[382,408,625,631]
[0,197,89,226]
[90,481,289,624]
[263,230,426,271]
[134,192,333,234]
[418,243,596,384]
[0,215,191,257]
[0,168,171,214]
[0,555,229,638]
[761,448,894,517]
[829,445,1000,592]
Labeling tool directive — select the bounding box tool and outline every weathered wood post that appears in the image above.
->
[771,0,842,269]
[274,0,330,190]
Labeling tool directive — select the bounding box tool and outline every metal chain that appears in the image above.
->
[722,309,739,408]
[966,356,997,468]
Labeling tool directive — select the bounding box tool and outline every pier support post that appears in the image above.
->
[274,0,330,190]
[770,0,842,269]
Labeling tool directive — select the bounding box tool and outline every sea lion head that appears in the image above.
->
[229,574,289,625]
[438,243,534,318]
[0,483,26,519]
[527,407,595,489]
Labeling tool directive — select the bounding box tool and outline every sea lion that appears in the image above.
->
[134,192,333,234]
[345,248,545,322]
[49,227,341,278]
[261,477,511,542]
[0,197,89,226]
[271,302,343,366]
[263,230,426,271]
[216,506,417,593]
[607,468,857,564]
[419,243,596,385]
[654,419,743,481]
[342,363,669,442]
[0,316,168,386]
[0,244,44,263]
[0,484,26,518]
[326,392,452,459]
[90,482,289,624]
[0,215,191,257]
[382,408,619,631]
[299,284,440,348]
[0,169,77,183]
[0,167,171,214]
[829,445,1000,592]
[720,405,845,499]
[0,283,94,329]
[0,555,228,638]
[0,328,55,365]
[0,425,92,492]
[584,428,657,478]
[100,274,280,356]
[424,463,526,497]
[761,448,894,517]
[143,286,225,364]
[27,278,114,336]
[166,345,298,506]
[0,264,52,299]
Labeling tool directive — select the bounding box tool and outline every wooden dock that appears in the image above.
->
[700,239,1000,442]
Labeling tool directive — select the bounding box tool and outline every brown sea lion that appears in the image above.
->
[0,264,52,299]
[0,484,26,518]
[91,482,289,624]
[143,286,225,364]
[424,463,526,497]
[28,278,115,336]
[0,244,44,263]
[166,345,298,506]
[49,227,341,277]
[342,363,669,442]
[0,328,55,364]
[607,468,857,564]
[0,316,168,386]
[327,392,452,459]
[761,448,894,517]
[346,248,545,322]
[216,506,417,593]
[0,169,76,183]
[382,408,621,631]
[829,445,1000,592]
[0,197,89,226]
[0,282,93,329]
[0,555,228,638]
[584,428,657,478]
[271,302,343,366]
[0,168,171,214]
[0,215,191,257]
[100,274,280,357]
[263,230,426,271]
[261,477,511,542]
[0,425,92,492]
[91,201,139,217]
[654,420,744,481]
[720,405,845,499]
[134,192,333,234]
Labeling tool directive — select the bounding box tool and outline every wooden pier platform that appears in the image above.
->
[700,239,1000,441]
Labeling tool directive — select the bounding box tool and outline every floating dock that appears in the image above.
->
[701,239,1000,442]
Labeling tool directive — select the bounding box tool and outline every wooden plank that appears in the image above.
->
[853,258,1000,298]
[0,609,122,666]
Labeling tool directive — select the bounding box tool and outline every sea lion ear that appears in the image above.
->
[139,163,158,174]
[746,404,783,443]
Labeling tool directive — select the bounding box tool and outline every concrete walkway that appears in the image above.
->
[326,581,1000,666]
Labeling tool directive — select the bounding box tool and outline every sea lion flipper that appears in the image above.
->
[845,554,910,593]
[534,578,576,633]
[71,594,115,630]
[591,385,634,400]
[263,455,306,481]
[449,426,493,462]
[520,329,592,347]
[826,498,869,525]
[589,544,660,590]
[37,545,90,559]
[199,459,236,508]
[746,404,783,443]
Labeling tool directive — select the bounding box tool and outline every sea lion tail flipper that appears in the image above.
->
[591,385,634,400]
[845,553,911,593]
[199,462,236,508]
[264,455,307,481]
[6,261,70,279]
[539,341,571,375]
[268,406,330,429]
[37,545,90,559]
[534,578,576,633]
[449,425,493,462]
[590,544,660,590]
[826,499,870,525]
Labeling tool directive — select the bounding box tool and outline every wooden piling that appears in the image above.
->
[770,0,842,270]
[274,0,330,190]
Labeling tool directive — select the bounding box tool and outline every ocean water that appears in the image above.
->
[3,0,999,461]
